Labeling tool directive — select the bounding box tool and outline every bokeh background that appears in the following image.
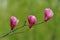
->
[0,0,60,40]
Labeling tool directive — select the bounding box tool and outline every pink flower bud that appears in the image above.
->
[44,8,54,22]
[10,16,19,30]
[28,15,36,28]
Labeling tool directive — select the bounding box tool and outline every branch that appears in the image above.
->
[0,21,44,38]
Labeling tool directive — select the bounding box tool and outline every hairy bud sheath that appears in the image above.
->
[44,8,54,22]
[10,16,19,30]
[28,15,36,28]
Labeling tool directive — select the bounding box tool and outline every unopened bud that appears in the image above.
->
[10,16,19,30]
[44,8,54,22]
[28,15,36,28]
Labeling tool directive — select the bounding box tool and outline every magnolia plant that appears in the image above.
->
[10,16,19,30]
[28,15,36,28]
[44,8,54,22]
[0,8,54,38]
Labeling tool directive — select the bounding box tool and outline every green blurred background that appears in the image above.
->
[0,0,60,40]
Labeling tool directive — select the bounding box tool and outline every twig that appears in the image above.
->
[0,21,44,38]
[0,21,26,38]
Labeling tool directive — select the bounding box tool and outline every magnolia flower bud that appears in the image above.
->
[10,16,19,30]
[28,15,36,28]
[44,8,54,22]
